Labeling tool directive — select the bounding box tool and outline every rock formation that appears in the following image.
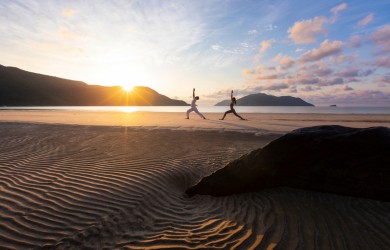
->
[186,125,390,201]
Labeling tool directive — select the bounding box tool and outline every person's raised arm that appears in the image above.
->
[193,88,195,98]
[231,90,233,100]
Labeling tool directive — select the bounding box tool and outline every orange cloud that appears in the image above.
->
[273,54,295,69]
[254,73,282,80]
[62,9,77,17]
[259,40,273,53]
[300,40,343,62]
[288,17,327,44]
[243,69,254,75]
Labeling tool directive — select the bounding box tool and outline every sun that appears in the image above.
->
[94,63,151,91]
[122,84,135,92]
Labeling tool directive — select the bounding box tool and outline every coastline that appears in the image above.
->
[1,110,389,134]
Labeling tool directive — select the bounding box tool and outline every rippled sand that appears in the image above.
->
[1,122,389,249]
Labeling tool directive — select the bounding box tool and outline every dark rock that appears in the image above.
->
[186,125,390,201]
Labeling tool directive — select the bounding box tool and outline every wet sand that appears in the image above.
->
[1,110,390,133]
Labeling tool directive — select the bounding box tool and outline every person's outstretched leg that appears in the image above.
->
[186,108,194,119]
[220,111,229,120]
[194,108,206,119]
[233,110,246,120]
[220,110,232,120]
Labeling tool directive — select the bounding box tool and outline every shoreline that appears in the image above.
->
[1,110,389,134]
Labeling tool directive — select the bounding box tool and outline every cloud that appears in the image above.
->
[259,40,273,53]
[273,54,295,69]
[300,86,321,92]
[357,13,374,27]
[211,44,221,51]
[300,39,343,62]
[308,90,390,106]
[329,53,359,64]
[288,86,298,93]
[375,56,390,68]
[323,77,344,86]
[247,83,289,92]
[301,62,333,76]
[62,9,77,17]
[370,24,390,53]
[242,69,254,75]
[288,17,327,44]
[266,24,277,31]
[336,68,359,78]
[359,69,375,77]
[248,29,258,35]
[292,72,344,86]
[240,42,250,49]
[331,3,347,15]
[297,77,320,85]
[329,3,347,23]
[254,73,282,80]
[375,75,390,84]
[342,85,353,91]
[259,82,289,91]
[348,35,361,48]
[288,3,346,44]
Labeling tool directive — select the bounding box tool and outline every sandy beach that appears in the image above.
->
[1,110,390,133]
[0,111,389,249]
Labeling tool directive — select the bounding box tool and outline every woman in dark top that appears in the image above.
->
[220,90,246,120]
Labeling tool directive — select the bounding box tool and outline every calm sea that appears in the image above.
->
[1,106,390,114]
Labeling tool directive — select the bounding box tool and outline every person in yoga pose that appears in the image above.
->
[186,88,206,119]
[220,90,246,120]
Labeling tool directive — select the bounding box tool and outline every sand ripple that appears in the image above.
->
[0,123,389,249]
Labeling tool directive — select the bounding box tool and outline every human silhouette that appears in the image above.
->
[220,90,246,120]
[186,88,206,119]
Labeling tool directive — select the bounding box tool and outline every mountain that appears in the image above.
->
[0,65,188,106]
[215,93,314,106]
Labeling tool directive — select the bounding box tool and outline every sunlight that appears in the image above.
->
[122,84,134,92]
[94,62,151,90]
[120,106,137,113]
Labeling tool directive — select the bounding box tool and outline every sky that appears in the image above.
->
[1,0,390,106]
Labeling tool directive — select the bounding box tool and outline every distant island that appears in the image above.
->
[215,93,314,106]
[0,65,188,106]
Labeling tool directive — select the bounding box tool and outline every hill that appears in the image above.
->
[0,65,188,106]
[215,93,313,106]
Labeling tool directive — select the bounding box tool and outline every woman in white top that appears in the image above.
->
[186,88,206,119]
